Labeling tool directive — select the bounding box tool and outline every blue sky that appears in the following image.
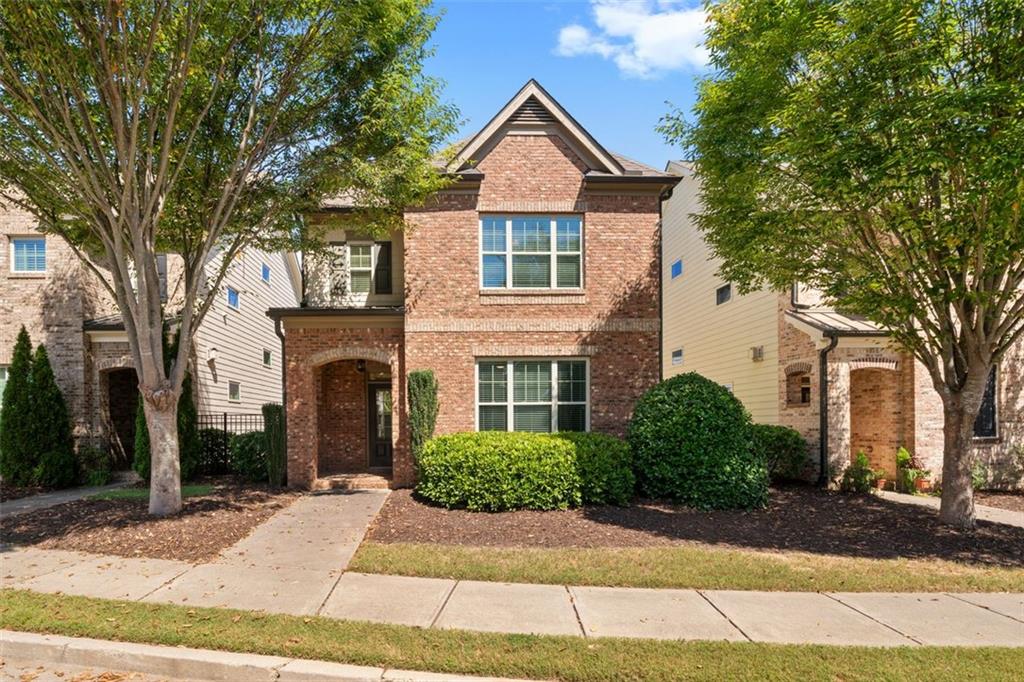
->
[424,1,709,170]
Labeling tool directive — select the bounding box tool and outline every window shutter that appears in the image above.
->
[374,242,392,294]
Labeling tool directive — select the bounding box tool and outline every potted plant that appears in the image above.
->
[914,475,932,493]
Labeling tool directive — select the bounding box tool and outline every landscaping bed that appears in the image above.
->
[0,481,296,562]
[0,483,47,502]
[976,490,1024,514]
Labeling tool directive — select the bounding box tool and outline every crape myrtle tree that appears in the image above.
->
[0,0,457,515]
[663,0,1024,528]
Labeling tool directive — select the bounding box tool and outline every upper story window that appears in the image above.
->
[716,283,732,305]
[226,286,240,310]
[346,242,392,296]
[973,367,998,439]
[670,259,683,279]
[671,348,683,366]
[10,237,46,274]
[262,348,273,367]
[480,216,582,290]
[261,262,271,284]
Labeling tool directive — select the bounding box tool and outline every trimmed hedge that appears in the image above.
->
[555,432,634,505]
[229,431,268,483]
[417,432,581,511]
[628,372,769,510]
[263,403,286,487]
[750,423,808,482]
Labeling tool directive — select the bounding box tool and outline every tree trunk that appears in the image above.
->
[937,395,976,529]
[144,395,181,516]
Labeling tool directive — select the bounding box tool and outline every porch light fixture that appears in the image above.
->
[207,347,218,364]
[356,359,366,373]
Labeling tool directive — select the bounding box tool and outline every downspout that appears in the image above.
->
[657,184,675,382]
[274,316,287,482]
[816,332,840,486]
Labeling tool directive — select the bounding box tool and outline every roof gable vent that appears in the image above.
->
[509,96,555,124]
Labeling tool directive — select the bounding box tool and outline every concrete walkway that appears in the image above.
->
[876,490,1024,529]
[3,490,1022,647]
[0,481,127,520]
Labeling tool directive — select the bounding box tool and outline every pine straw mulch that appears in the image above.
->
[0,482,298,563]
[976,490,1024,514]
[366,485,1024,568]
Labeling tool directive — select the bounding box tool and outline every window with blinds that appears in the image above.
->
[480,216,582,289]
[477,359,588,433]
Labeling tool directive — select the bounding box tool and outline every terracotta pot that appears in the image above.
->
[874,478,888,490]
[915,478,931,493]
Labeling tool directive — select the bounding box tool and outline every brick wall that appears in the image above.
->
[316,359,390,473]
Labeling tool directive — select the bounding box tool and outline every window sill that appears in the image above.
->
[972,436,1001,445]
[7,272,46,279]
[786,402,812,409]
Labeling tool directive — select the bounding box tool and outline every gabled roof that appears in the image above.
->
[448,79,627,176]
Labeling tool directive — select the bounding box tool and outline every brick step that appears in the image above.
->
[313,473,392,491]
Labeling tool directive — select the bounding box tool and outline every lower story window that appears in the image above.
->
[973,366,998,439]
[228,381,241,402]
[477,359,588,433]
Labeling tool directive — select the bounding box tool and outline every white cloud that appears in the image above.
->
[555,0,709,79]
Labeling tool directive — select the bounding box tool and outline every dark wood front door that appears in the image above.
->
[368,383,393,469]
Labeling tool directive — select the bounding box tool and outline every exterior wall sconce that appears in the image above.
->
[356,359,366,373]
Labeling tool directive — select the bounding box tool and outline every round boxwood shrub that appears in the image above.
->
[627,372,768,510]
[750,423,808,482]
[555,432,634,505]
[229,431,268,483]
[417,432,581,511]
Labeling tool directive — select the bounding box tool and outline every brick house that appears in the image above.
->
[270,80,680,489]
[0,200,301,465]
[662,161,1024,488]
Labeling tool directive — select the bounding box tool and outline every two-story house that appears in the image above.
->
[0,201,302,466]
[662,161,1024,488]
[269,80,680,489]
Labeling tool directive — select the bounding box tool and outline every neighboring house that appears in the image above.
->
[0,202,301,464]
[662,161,1024,488]
[270,80,680,489]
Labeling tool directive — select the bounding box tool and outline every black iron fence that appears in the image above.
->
[197,412,264,476]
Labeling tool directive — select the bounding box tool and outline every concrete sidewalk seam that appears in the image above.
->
[134,564,196,603]
[696,590,752,643]
[945,593,1024,624]
[565,586,588,638]
[315,570,347,617]
[429,579,459,629]
[822,593,922,645]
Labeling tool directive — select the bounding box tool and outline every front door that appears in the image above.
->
[368,383,393,469]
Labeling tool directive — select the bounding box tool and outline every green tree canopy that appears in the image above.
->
[665,0,1024,528]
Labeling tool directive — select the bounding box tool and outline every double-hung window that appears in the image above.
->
[477,359,588,433]
[10,237,46,274]
[480,216,582,289]
[226,286,240,310]
[346,242,392,296]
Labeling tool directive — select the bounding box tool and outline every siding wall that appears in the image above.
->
[661,162,781,424]
[194,248,299,414]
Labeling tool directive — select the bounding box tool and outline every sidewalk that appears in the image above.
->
[876,490,1024,529]
[0,481,127,520]
[3,491,1022,647]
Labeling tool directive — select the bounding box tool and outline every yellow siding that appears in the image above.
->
[662,162,780,424]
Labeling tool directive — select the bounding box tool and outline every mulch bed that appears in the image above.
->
[367,485,1024,568]
[0,483,48,502]
[977,490,1024,514]
[0,483,298,563]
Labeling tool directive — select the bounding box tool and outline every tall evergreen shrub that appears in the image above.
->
[0,327,35,484]
[408,370,439,464]
[30,345,77,487]
[263,403,286,487]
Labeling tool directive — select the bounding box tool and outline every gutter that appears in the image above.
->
[657,184,676,381]
[816,332,840,486]
[274,316,288,484]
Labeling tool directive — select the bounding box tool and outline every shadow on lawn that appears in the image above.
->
[578,484,1024,568]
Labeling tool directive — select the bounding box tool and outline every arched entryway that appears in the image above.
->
[316,358,393,476]
[849,367,902,476]
[104,367,139,467]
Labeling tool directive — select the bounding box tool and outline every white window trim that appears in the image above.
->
[9,236,47,274]
[670,259,684,280]
[347,242,376,298]
[226,285,241,310]
[715,283,733,306]
[228,381,241,402]
[479,216,584,290]
[474,357,590,433]
[261,262,272,285]
[671,348,684,366]
[262,348,273,368]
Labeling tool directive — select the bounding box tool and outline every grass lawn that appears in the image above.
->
[2,590,1021,682]
[89,484,214,501]
[349,541,1024,593]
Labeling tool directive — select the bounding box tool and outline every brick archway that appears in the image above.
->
[308,346,394,368]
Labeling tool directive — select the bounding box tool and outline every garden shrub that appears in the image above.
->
[77,446,112,486]
[0,327,37,485]
[263,403,286,487]
[555,432,634,505]
[417,432,581,511]
[750,423,808,482]
[408,370,439,464]
[895,446,926,493]
[30,345,77,488]
[627,372,769,510]
[199,428,231,475]
[840,451,878,493]
[229,431,268,483]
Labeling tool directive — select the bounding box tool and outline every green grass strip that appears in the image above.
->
[1,589,1021,681]
[349,541,1024,593]
[89,484,214,501]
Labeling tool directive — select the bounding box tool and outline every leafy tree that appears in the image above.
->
[0,327,35,484]
[665,0,1024,528]
[30,345,77,488]
[0,0,456,514]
